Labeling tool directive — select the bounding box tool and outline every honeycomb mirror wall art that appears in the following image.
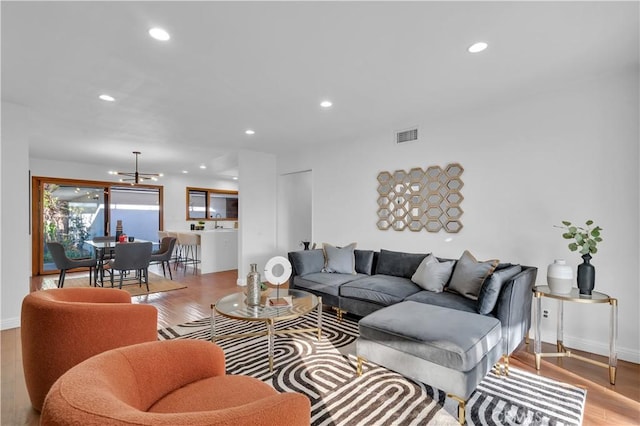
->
[376,163,464,233]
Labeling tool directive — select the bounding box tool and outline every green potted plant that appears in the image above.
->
[196,221,205,230]
[555,220,603,295]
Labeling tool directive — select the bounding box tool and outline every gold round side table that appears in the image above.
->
[533,285,617,384]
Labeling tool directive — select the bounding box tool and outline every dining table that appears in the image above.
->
[85,239,157,286]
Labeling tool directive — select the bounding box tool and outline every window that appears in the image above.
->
[186,187,238,221]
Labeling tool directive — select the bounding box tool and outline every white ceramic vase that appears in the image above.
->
[547,259,573,294]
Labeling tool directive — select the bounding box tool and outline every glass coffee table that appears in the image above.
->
[211,289,322,371]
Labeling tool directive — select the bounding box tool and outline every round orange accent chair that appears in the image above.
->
[41,339,311,425]
[21,287,158,412]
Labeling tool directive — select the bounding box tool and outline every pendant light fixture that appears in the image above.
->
[109,151,163,184]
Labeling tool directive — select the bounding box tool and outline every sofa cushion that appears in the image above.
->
[340,275,421,306]
[289,249,325,276]
[354,250,375,275]
[323,243,357,274]
[411,254,455,293]
[404,290,478,313]
[358,301,502,371]
[477,265,522,315]
[447,250,499,300]
[293,273,365,297]
[375,249,428,278]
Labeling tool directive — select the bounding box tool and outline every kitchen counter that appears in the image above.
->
[189,229,238,273]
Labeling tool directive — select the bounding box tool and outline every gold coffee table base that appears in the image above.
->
[211,290,322,371]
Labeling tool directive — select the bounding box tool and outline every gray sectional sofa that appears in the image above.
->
[288,248,537,357]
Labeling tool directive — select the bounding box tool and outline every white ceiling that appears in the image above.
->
[2,1,638,180]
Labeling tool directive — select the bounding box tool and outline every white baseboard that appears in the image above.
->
[1,316,20,331]
[538,330,639,364]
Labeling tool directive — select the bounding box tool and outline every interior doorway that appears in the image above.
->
[277,170,312,253]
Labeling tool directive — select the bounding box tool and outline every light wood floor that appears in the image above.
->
[2,267,639,425]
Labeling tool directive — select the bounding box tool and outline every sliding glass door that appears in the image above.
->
[32,177,163,276]
[109,186,160,243]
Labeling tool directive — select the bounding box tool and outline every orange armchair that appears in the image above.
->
[41,339,311,425]
[21,287,158,412]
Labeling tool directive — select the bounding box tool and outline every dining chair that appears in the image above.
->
[91,235,116,284]
[150,236,177,280]
[46,242,97,288]
[108,242,153,291]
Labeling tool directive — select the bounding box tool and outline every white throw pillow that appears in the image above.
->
[411,254,455,292]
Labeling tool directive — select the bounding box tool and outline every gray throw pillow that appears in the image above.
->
[411,254,455,293]
[354,250,375,275]
[289,249,325,276]
[375,249,428,278]
[477,265,522,314]
[323,243,357,274]
[447,250,499,300]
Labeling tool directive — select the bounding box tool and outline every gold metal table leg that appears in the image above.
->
[317,296,323,340]
[609,366,617,385]
[267,319,274,372]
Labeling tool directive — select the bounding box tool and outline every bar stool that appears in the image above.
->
[166,231,182,269]
[176,232,200,274]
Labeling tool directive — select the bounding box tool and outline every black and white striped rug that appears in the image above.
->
[158,312,586,425]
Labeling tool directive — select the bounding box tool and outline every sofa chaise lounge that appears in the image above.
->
[288,247,537,424]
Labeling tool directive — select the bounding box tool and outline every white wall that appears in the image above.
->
[278,70,640,363]
[277,170,313,253]
[237,150,277,285]
[1,102,31,329]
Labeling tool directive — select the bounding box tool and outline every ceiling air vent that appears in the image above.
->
[395,127,418,144]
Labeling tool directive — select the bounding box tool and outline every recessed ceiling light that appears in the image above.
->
[99,94,115,102]
[320,100,333,108]
[245,129,255,135]
[182,170,189,174]
[149,27,170,41]
[199,165,207,169]
[232,177,238,180]
[468,42,488,53]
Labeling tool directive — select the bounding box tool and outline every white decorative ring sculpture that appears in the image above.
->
[263,256,292,286]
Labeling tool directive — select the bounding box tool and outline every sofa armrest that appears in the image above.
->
[495,266,537,355]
